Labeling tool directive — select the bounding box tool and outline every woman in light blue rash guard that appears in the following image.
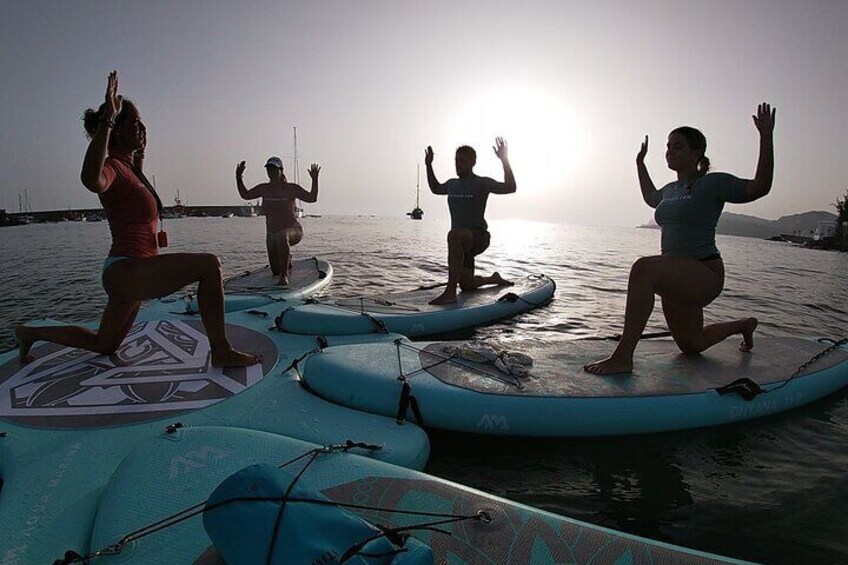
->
[585,103,776,375]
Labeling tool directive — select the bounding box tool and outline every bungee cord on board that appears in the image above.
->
[50,436,489,565]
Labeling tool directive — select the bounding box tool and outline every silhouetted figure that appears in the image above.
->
[425,138,516,305]
[236,157,319,286]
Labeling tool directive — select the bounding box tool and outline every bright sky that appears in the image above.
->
[1,0,846,227]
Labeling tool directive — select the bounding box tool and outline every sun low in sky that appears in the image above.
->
[440,86,585,198]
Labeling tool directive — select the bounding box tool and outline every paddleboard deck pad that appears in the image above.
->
[138,257,332,320]
[0,319,276,429]
[82,426,751,564]
[300,336,848,436]
[275,273,555,337]
[223,257,331,296]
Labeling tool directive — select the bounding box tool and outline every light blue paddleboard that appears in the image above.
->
[138,257,332,321]
[275,273,555,337]
[300,336,848,437]
[0,305,428,564]
[82,426,752,564]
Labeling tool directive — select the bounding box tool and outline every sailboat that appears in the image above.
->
[17,190,34,224]
[407,164,424,220]
[292,127,304,219]
[162,185,186,219]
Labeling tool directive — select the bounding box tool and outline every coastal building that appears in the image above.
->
[814,220,837,241]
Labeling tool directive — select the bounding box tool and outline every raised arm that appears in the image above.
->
[235,161,266,200]
[80,71,121,193]
[291,163,321,202]
[425,146,447,194]
[489,137,516,194]
[744,102,775,201]
[636,136,661,208]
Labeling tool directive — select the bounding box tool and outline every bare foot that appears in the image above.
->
[492,272,514,287]
[211,349,262,368]
[583,354,633,375]
[14,325,35,364]
[739,317,758,352]
[276,276,289,287]
[429,291,457,305]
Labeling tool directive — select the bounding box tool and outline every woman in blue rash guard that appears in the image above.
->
[585,102,776,375]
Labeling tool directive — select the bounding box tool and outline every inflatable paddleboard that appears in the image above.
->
[0,307,429,564]
[79,426,751,564]
[275,273,555,337]
[138,257,332,320]
[300,336,848,436]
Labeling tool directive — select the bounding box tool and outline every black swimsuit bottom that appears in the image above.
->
[699,253,722,262]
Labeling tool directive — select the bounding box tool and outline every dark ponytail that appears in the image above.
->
[81,99,136,143]
[698,155,711,176]
[671,126,710,178]
[82,106,103,139]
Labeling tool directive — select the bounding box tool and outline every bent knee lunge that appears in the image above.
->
[191,253,222,278]
[673,337,707,356]
[446,229,473,247]
[628,256,660,283]
[93,339,122,356]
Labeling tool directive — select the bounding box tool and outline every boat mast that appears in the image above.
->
[293,126,300,185]
[293,126,303,217]
[416,164,420,209]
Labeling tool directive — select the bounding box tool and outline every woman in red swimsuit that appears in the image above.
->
[15,72,259,368]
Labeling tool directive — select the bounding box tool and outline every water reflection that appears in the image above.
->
[1,217,847,563]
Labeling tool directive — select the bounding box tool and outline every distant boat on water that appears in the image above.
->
[407,164,423,220]
[170,187,187,218]
[236,204,257,217]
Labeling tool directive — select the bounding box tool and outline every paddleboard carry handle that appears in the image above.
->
[716,378,763,401]
[717,336,847,401]
[395,377,425,426]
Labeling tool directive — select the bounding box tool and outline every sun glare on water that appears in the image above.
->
[444,87,584,196]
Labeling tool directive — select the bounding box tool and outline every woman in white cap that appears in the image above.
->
[235,157,320,286]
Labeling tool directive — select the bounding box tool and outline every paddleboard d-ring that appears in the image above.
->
[274,306,295,331]
[282,338,331,380]
[359,311,390,333]
[165,422,185,434]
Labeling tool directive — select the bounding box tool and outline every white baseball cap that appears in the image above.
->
[264,156,284,170]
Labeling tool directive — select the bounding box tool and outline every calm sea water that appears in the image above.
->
[1,216,846,563]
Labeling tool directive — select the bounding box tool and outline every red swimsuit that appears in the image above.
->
[99,156,160,258]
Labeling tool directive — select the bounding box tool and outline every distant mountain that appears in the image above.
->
[639,210,837,239]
